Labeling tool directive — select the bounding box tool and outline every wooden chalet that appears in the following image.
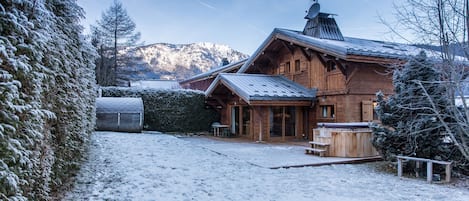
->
[180,59,247,91]
[201,5,424,142]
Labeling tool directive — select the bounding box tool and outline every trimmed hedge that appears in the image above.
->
[101,87,219,132]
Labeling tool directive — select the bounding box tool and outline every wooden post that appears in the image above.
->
[426,161,433,182]
[416,161,421,177]
[445,163,451,183]
[397,158,403,178]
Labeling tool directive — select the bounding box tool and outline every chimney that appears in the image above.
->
[303,2,344,41]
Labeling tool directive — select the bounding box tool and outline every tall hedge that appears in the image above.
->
[101,87,219,132]
[0,1,96,200]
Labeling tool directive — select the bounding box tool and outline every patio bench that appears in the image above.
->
[396,156,452,183]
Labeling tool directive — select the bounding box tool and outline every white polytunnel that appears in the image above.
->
[96,97,144,132]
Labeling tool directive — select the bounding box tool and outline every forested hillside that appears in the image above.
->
[0,1,96,200]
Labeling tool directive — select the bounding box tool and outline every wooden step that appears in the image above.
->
[305,147,327,157]
[308,141,330,146]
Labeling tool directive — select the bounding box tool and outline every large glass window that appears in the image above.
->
[231,106,239,134]
[242,106,250,135]
[270,107,283,137]
[270,107,296,137]
[285,107,296,136]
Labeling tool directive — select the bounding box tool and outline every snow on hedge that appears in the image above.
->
[0,1,96,200]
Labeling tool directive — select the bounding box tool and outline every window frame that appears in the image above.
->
[294,59,301,72]
[319,105,335,119]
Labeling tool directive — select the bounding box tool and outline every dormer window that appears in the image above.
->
[285,61,291,73]
[295,59,301,72]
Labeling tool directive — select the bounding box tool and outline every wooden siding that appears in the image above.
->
[183,78,214,91]
[346,64,393,95]
[272,47,348,94]
[316,94,379,123]
[313,128,379,157]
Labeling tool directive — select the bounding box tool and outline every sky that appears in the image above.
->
[77,0,407,54]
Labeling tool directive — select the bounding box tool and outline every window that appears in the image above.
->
[362,101,379,121]
[320,105,335,118]
[326,60,336,72]
[373,101,378,120]
[285,62,291,73]
[295,59,301,72]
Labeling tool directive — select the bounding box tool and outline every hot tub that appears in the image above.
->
[313,123,379,158]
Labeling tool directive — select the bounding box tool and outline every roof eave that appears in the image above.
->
[274,29,348,59]
[204,75,223,97]
[181,59,248,84]
[237,29,280,73]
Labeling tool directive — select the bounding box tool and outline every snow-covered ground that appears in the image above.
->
[65,132,469,201]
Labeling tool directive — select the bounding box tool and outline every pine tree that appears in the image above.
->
[387,0,469,171]
[372,51,453,162]
[92,0,141,86]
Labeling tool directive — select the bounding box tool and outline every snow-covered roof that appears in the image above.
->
[238,28,425,73]
[130,80,181,89]
[180,59,247,84]
[96,97,144,113]
[205,73,316,104]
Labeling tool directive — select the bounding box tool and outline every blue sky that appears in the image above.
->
[77,0,406,54]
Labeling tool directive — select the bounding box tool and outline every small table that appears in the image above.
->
[212,124,229,137]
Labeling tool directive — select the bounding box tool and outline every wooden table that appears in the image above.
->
[212,124,229,137]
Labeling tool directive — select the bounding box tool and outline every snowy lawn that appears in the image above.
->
[65,132,469,201]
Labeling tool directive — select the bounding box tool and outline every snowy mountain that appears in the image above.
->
[120,42,249,82]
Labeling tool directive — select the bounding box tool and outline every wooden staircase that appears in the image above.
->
[305,141,330,157]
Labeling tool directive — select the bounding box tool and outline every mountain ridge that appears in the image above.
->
[119,42,249,82]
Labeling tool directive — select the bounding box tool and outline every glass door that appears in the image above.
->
[270,107,283,137]
[231,106,239,135]
[242,106,250,135]
[285,107,296,136]
[270,106,296,138]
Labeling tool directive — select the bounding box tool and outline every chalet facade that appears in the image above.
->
[191,5,425,142]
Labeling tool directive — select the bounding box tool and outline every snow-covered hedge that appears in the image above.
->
[101,87,219,132]
[1,1,96,200]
